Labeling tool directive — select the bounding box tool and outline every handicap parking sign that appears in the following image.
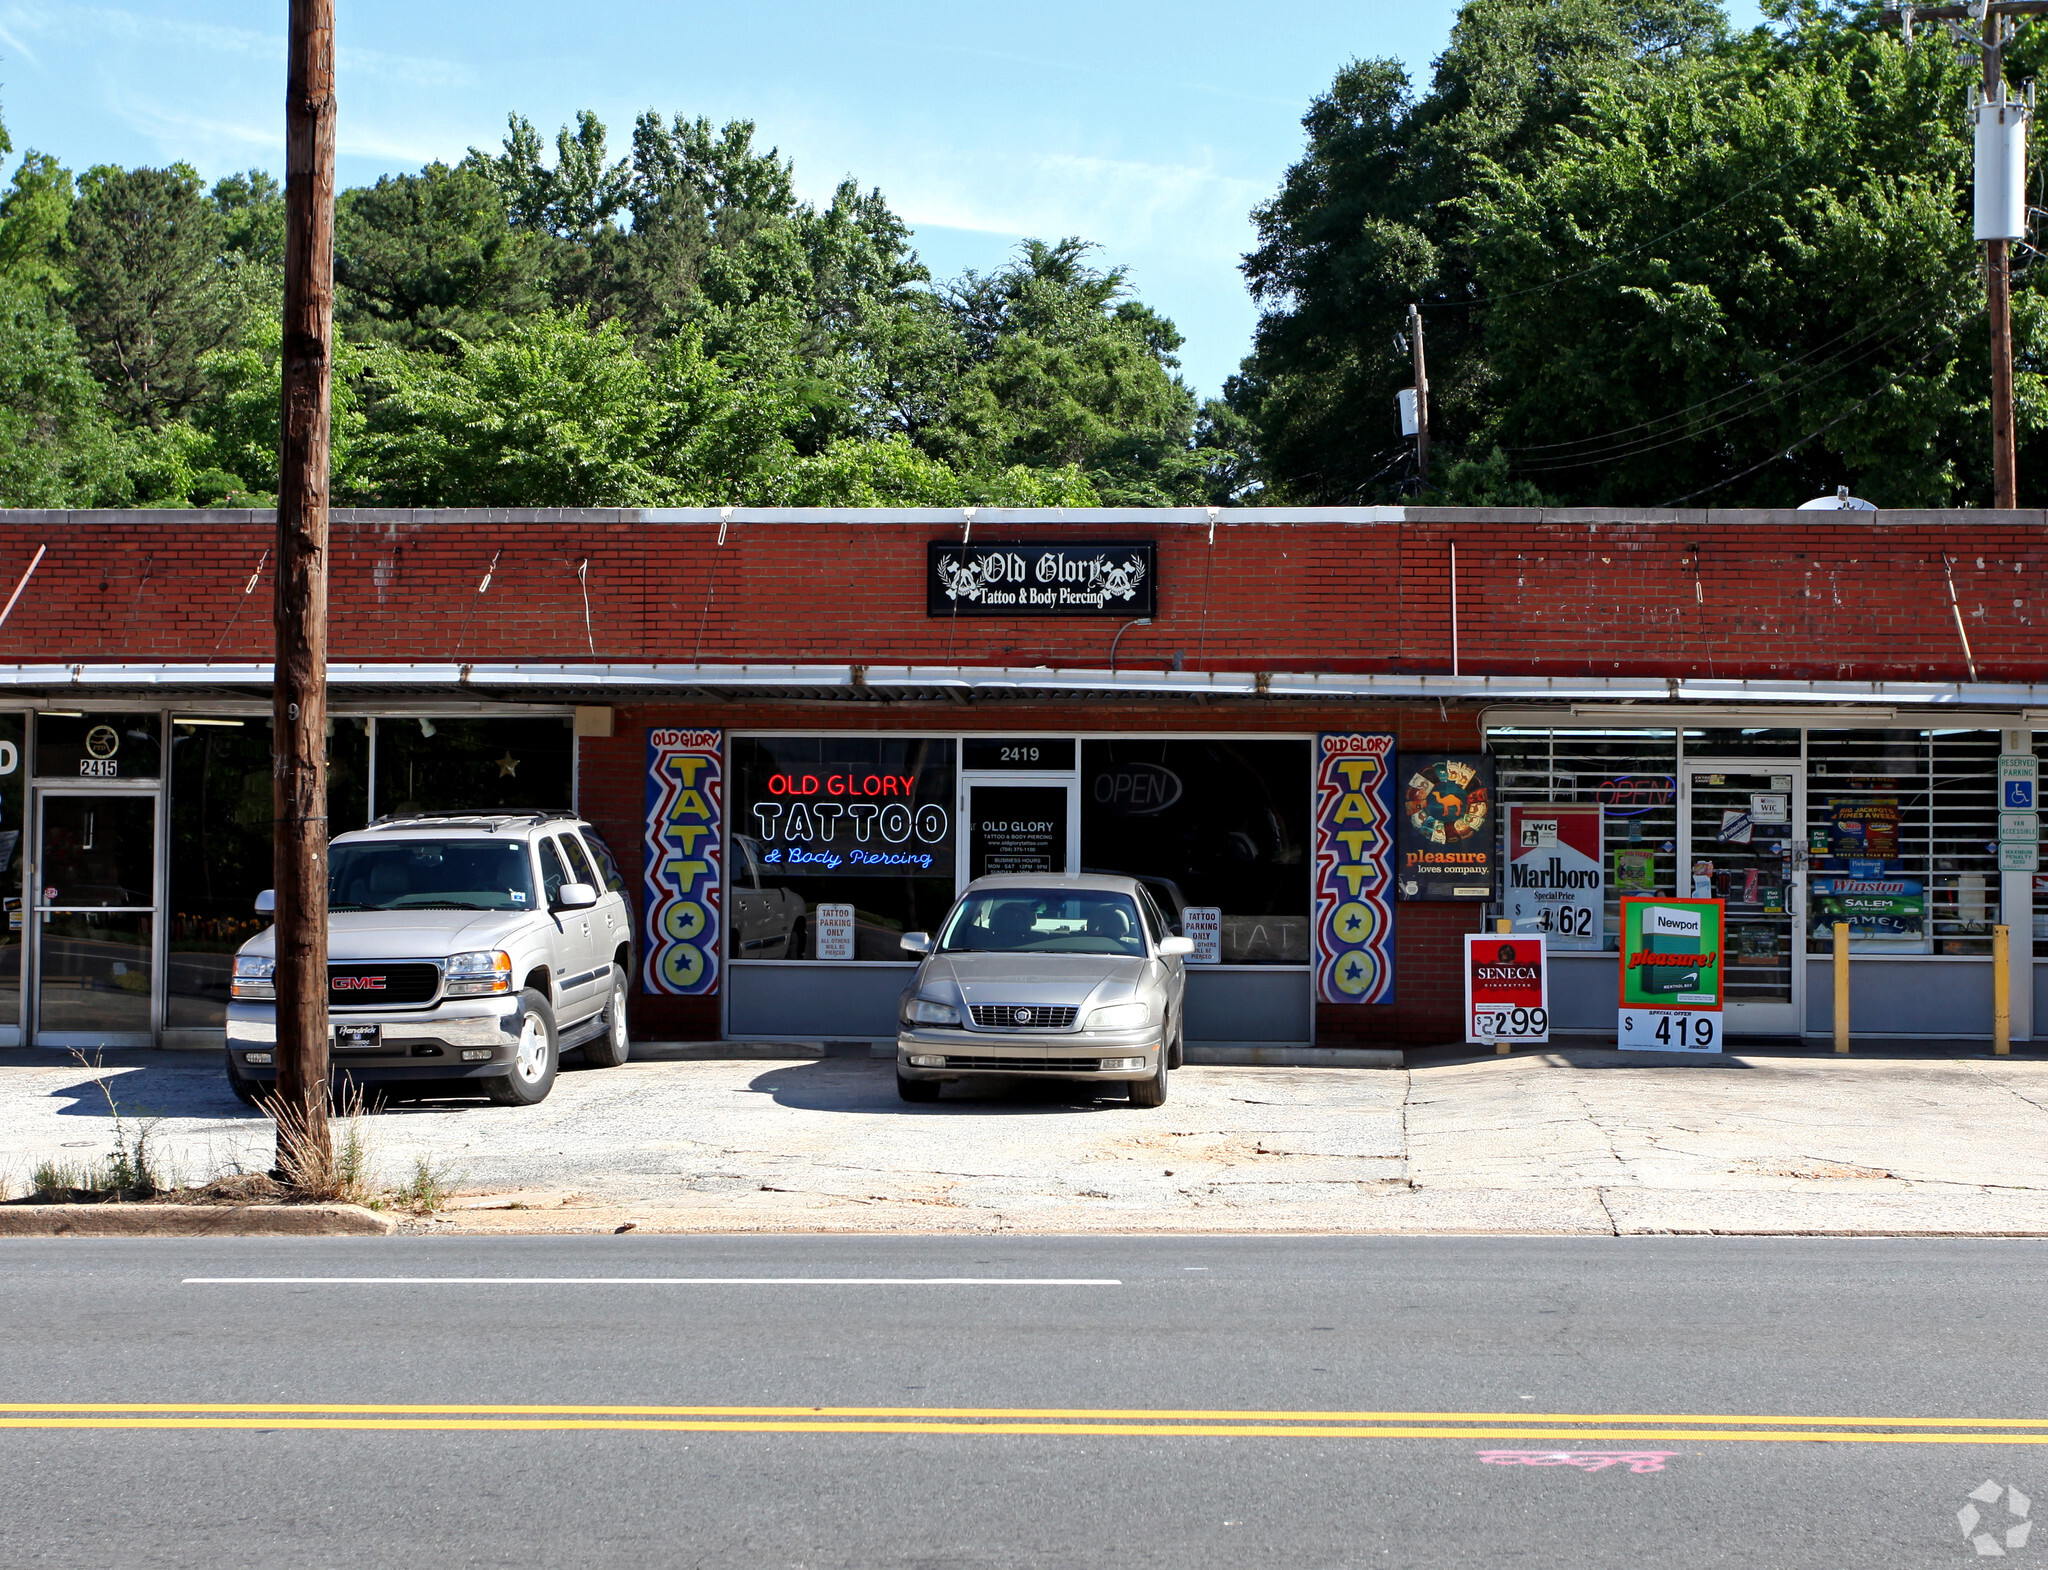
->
[2000,755,2038,812]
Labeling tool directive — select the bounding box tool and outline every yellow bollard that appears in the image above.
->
[1994,924,2011,1056]
[1832,923,1850,1054]
[1495,917,1512,1054]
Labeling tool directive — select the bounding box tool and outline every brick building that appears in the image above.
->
[0,503,2041,1054]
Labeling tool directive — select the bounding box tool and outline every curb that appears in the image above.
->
[0,1204,397,1237]
[1184,1045,1404,1069]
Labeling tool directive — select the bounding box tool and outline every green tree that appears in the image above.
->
[64,164,244,426]
[335,161,541,349]
[1236,0,1729,501]
[0,152,75,290]
[0,274,129,505]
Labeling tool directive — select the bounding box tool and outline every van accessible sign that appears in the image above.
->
[928,541,1156,616]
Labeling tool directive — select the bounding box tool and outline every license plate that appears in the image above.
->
[333,1023,382,1050]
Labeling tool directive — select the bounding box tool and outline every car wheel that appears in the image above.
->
[485,990,558,1106]
[581,967,632,1068]
[896,1071,941,1103]
[1126,1049,1169,1108]
[224,1053,263,1108]
[1167,1012,1184,1070]
[787,916,809,959]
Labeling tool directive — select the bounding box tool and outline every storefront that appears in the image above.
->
[0,503,2041,1052]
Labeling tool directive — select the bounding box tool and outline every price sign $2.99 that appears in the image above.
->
[1471,1004,1549,1041]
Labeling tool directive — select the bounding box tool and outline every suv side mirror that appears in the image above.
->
[556,882,598,911]
[899,931,932,955]
[1157,936,1194,957]
[254,889,276,915]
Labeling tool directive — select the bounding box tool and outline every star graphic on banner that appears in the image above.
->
[495,752,520,778]
[1343,958,1363,983]
[1340,911,1365,938]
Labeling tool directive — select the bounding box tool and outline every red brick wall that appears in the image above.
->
[2,507,2042,682]
[583,699,1484,1045]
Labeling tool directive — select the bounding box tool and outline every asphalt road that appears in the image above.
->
[2,1235,2045,1568]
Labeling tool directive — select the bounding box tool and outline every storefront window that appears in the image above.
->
[727,736,956,960]
[165,717,370,1030]
[1078,739,1310,963]
[1808,729,1999,956]
[1489,729,1679,951]
[373,715,573,817]
[35,711,161,780]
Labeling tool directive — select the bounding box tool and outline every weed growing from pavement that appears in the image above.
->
[265,1081,376,1204]
[394,1155,461,1215]
[32,1053,172,1200]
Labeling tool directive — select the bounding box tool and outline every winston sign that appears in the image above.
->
[927,541,1157,616]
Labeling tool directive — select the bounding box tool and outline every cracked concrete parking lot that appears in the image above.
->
[4,1045,2048,1235]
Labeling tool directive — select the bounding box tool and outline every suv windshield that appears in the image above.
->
[329,839,537,912]
[938,890,1147,956]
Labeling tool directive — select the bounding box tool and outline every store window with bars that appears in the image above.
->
[1485,729,1679,952]
[1802,730,1999,955]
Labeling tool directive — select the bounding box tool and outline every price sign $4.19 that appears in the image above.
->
[1617,1009,1722,1053]
[1471,1005,1549,1042]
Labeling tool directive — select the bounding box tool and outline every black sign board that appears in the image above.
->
[962,738,1076,772]
[928,541,1156,617]
[1396,753,1497,901]
[968,785,1069,878]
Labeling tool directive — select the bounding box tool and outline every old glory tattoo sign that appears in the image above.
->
[927,542,1157,616]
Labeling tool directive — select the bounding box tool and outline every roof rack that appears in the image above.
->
[362,809,580,832]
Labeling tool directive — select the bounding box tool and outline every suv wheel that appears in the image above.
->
[485,990,558,1106]
[582,967,632,1068]
[1126,1048,1169,1108]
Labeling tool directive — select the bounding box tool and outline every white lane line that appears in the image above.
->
[181,1277,1123,1286]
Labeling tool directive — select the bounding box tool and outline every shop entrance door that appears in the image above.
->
[1677,762,1804,1036]
[963,779,1077,881]
[31,792,158,1046]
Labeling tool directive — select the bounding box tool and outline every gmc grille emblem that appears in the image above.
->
[331,977,385,992]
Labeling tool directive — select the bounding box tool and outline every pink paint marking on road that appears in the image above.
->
[1476,1450,1680,1474]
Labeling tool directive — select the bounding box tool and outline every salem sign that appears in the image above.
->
[927,541,1157,616]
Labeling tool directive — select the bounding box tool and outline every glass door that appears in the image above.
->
[964,779,1077,880]
[32,792,158,1046]
[1677,762,1803,1036]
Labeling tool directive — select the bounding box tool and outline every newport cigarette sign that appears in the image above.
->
[1618,896,1725,1053]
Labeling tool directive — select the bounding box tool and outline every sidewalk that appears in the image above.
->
[2,1044,2044,1236]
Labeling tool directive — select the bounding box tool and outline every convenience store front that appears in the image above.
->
[1484,711,2039,1041]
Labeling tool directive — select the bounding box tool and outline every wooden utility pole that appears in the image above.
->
[274,0,336,1176]
[1984,16,2019,509]
[1409,302,1431,492]
[1888,3,2029,505]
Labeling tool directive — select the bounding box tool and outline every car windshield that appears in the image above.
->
[328,839,536,912]
[938,890,1147,956]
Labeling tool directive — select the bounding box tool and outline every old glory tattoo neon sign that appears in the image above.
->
[750,771,952,873]
[927,541,1157,616]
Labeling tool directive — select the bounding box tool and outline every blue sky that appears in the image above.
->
[0,0,1766,397]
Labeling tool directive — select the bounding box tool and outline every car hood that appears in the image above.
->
[920,952,1154,1008]
[240,910,544,961]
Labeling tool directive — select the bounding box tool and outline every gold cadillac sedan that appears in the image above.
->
[894,873,1192,1106]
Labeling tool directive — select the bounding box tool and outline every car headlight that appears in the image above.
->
[444,949,513,996]
[907,997,960,1026]
[1085,1001,1151,1031]
[230,953,276,1001]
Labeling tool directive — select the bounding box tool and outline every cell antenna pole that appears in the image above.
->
[1409,303,1431,492]
[1985,16,2019,509]
[274,0,336,1178]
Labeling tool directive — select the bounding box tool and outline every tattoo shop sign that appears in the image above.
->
[927,541,1157,616]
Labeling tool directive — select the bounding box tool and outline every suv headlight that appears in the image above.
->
[444,950,513,996]
[230,953,275,1001]
[907,997,960,1026]
[1084,1001,1150,1031]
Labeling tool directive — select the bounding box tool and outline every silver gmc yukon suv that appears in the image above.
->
[225,811,635,1107]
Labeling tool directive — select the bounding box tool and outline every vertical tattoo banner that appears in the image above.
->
[644,729,722,996]
[1315,733,1397,1004]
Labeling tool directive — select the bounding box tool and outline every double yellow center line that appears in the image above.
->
[3,1404,2046,1442]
